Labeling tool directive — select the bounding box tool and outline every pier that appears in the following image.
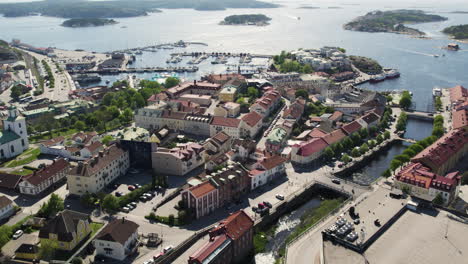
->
[69,66,199,74]
[110,41,208,54]
[170,51,273,59]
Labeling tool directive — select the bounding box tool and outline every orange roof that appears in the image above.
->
[322,129,346,145]
[452,109,468,130]
[215,210,253,241]
[242,111,262,127]
[211,116,241,128]
[189,181,216,199]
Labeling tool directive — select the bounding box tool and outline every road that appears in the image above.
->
[257,97,291,150]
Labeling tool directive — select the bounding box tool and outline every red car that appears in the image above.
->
[258,203,265,209]
[128,185,135,191]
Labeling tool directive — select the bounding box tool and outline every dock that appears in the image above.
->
[170,52,273,59]
[69,66,199,74]
[110,41,208,54]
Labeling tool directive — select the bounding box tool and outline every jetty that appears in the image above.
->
[110,41,208,54]
[69,66,199,74]
[171,51,273,59]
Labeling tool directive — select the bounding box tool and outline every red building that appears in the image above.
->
[188,210,254,264]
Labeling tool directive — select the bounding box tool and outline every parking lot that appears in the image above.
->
[1,232,39,258]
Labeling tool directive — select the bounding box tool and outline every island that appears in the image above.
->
[220,14,272,26]
[298,6,320,9]
[61,18,118,28]
[442,24,468,40]
[0,0,278,18]
[344,10,447,35]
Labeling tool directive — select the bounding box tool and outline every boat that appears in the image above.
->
[383,68,400,79]
[433,54,439,58]
[369,74,386,83]
[211,56,228,64]
[135,50,143,55]
[72,74,101,84]
[432,88,442,97]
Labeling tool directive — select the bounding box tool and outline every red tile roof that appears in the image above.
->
[322,129,346,145]
[452,109,468,130]
[0,195,13,208]
[259,155,286,170]
[85,141,103,154]
[211,117,241,128]
[96,218,139,245]
[283,99,305,120]
[0,173,22,189]
[329,111,343,122]
[341,121,362,135]
[396,163,459,191]
[241,111,262,127]
[161,110,187,120]
[42,136,65,147]
[212,132,231,145]
[69,145,127,177]
[189,234,230,264]
[360,112,380,125]
[411,129,468,169]
[297,138,329,156]
[449,85,468,104]
[309,128,327,138]
[213,210,253,241]
[189,181,216,199]
[23,159,69,186]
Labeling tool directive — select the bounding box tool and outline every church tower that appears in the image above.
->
[3,106,29,151]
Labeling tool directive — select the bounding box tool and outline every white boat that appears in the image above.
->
[432,88,442,97]
[383,68,400,79]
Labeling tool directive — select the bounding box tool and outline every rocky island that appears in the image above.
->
[443,24,468,40]
[220,14,272,26]
[344,10,447,35]
[62,18,118,28]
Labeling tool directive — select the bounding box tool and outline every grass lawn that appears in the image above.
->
[6,168,34,176]
[30,128,78,143]
[90,222,104,236]
[2,148,41,168]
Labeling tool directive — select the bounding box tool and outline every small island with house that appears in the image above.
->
[344,10,447,35]
[220,14,271,26]
[62,18,118,28]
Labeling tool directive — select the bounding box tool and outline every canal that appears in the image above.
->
[348,117,434,185]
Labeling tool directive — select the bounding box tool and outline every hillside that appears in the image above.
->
[443,24,468,40]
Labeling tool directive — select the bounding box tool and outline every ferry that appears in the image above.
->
[383,68,400,79]
[370,74,386,83]
[432,88,442,97]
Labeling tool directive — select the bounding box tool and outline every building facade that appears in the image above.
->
[0,106,29,160]
[18,159,69,195]
[94,218,139,261]
[152,143,204,176]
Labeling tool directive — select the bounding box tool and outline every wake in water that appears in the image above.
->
[391,47,439,57]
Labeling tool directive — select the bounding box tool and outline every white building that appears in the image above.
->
[0,196,14,220]
[94,218,139,261]
[152,143,205,176]
[249,156,286,190]
[67,145,130,196]
[18,159,69,195]
[0,106,29,160]
[210,117,242,138]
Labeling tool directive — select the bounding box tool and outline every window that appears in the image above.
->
[0,149,4,157]
[10,145,14,153]
[21,139,25,146]
[19,123,21,128]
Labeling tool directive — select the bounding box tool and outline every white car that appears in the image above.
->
[13,230,24,239]
[276,194,285,200]
[163,245,174,253]
[143,260,154,264]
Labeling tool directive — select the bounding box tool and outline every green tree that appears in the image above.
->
[39,239,58,261]
[399,91,412,109]
[432,126,444,138]
[360,143,369,154]
[433,193,444,206]
[351,133,361,146]
[384,131,391,140]
[434,96,442,111]
[341,154,351,164]
[121,108,134,123]
[351,148,360,157]
[164,77,180,88]
[71,257,84,264]
[37,194,64,219]
[10,85,23,100]
[409,144,424,154]
[368,126,377,136]
[102,194,120,214]
[402,148,416,157]
[133,93,146,108]
[331,143,343,157]
[394,154,410,163]
[342,137,354,150]
[102,93,114,106]
[390,159,402,171]
[247,87,259,99]
[74,120,86,131]
[295,89,309,99]
[359,128,368,139]
[368,140,376,149]
[101,135,114,146]
[376,134,384,144]
[382,169,391,178]
[0,225,13,249]
[324,147,335,161]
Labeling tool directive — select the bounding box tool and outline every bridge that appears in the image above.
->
[396,136,417,144]
[404,110,435,121]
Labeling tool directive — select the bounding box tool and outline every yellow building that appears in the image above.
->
[39,210,91,251]
[219,86,237,102]
[15,244,39,260]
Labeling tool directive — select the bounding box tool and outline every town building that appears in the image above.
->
[14,244,39,260]
[94,218,139,261]
[240,111,263,139]
[210,117,242,139]
[203,132,232,158]
[266,127,288,152]
[0,172,22,191]
[394,162,461,206]
[214,102,241,118]
[152,143,204,176]
[249,155,286,190]
[0,106,29,160]
[182,181,219,219]
[231,139,257,162]
[188,210,254,264]
[219,86,237,102]
[39,210,91,251]
[0,195,14,220]
[203,73,246,85]
[178,94,212,106]
[166,81,221,98]
[340,120,363,135]
[249,89,281,117]
[283,98,306,122]
[18,159,69,195]
[449,85,467,107]
[411,129,468,175]
[67,145,130,196]
[40,132,102,161]
[290,137,329,165]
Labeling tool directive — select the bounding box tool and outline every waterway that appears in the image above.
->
[1,0,468,110]
[348,118,434,185]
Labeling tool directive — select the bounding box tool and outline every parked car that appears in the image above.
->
[263,201,272,208]
[139,196,148,202]
[115,191,123,197]
[153,252,164,260]
[128,185,136,191]
[135,184,142,189]
[332,179,341,185]
[252,206,258,213]
[163,245,174,253]
[127,203,136,210]
[258,203,265,209]
[276,194,285,200]
[143,260,154,264]
[121,207,130,213]
[13,230,23,239]
[129,168,139,174]
[130,202,138,208]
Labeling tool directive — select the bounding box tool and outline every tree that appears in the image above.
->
[37,194,64,218]
[165,77,180,88]
[133,93,146,108]
[71,257,84,264]
[351,148,360,157]
[386,95,393,104]
[342,137,354,150]
[168,214,175,226]
[295,89,309,99]
[332,143,343,157]
[324,147,335,161]
[341,154,351,164]
[390,159,402,171]
[432,126,444,138]
[384,131,390,140]
[399,91,412,110]
[376,134,384,144]
[359,128,368,139]
[368,140,376,149]
[0,225,13,249]
[121,108,134,123]
[433,193,444,206]
[39,239,58,261]
[382,169,391,178]
[368,126,377,136]
[102,194,120,214]
[402,148,416,157]
[101,135,114,146]
[74,120,86,131]
[350,133,361,146]
[394,154,410,163]
[247,87,259,99]
[10,85,23,100]
[409,144,424,154]
[402,185,411,195]
[360,143,369,154]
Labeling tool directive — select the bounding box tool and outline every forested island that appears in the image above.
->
[220,14,271,26]
[62,18,118,28]
[0,0,278,18]
[443,24,468,39]
[344,10,447,35]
